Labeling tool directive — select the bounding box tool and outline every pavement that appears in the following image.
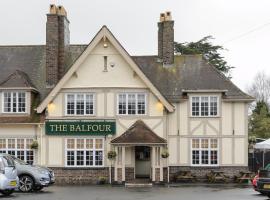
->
[2,184,268,200]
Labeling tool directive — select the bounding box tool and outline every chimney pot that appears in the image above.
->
[165,11,172,21]
[160,13,165,22]
[57,5,67,17]
[49,4,57,14]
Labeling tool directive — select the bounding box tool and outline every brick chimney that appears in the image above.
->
[46,4,70,87]
[158,11,174,66]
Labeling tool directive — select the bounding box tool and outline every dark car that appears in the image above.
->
[256,170,270,196]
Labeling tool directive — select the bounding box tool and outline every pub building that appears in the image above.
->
[0,5,254,184]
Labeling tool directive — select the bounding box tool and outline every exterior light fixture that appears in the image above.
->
[103,36,108,48]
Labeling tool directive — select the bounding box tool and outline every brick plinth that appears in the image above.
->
[51,167,109,185]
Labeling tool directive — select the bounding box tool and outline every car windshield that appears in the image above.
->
[12,157,28,165]
[3,156,15,167]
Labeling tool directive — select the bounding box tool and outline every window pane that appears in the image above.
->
[17,150,25,161]
[12,93,17,112]
[95,139,103,149]
[8,139,15,149]
[17,139,24,149]
[26,151,34,165]
[210,97,218,116]
[86,151,93,166]
[192,139,200,148]
[86,139,93,149]
[128,94,136,114]
[18,92,26,112]
[192,97,200,116]
[76,151,84,166]
[26,139,33,149]
[76,94,84,115]
[4,93,11,112]
[201,139,208,148]
[192,150,200,164]
[201,97,209,116]
[67,139,75,149]
[210,139,218,148]
[137,94,146,114]
[201,150,209,164]
[67,151,75,166]
[95,151,103,166]
[86,94,94,115]
[0,139,6,149]
[76,139,84,149]
[211,150,218,164]
[118,94,126,114]
[67,94,75,115]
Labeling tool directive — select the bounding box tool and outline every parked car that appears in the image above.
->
[0,154,18,196]
[256,169,270,197]
[11,156,55,192]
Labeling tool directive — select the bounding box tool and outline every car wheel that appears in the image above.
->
[33,186,44,192]
[19,175,34,192]
[1,189,14,196]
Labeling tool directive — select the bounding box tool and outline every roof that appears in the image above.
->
[132,55,254,102]
[0,70,36,89]
[111,120,167,144]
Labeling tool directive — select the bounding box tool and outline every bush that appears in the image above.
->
[107,151,117,160]
[30,140,38,150]
[161,150,169,158]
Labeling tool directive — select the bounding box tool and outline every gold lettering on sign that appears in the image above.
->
[99,125,105,132]
[75,125,81,132]
[63,125,67,132]
[70,125,75,131]
[92,125,98,132]
[105,125,111,132]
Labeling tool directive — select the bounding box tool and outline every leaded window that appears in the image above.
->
[66,94,94,115]
[3,92,26,113]
[117,93,146,115]
[191,96,218,117]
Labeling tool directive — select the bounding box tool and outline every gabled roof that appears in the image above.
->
[0,70,37,90]
[132,55,254,102]
[111,120,167,144]
[36,26,174,113]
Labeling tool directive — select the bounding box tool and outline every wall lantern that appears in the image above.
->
[156,101,164,112]
[103,36,108,48]
[48,102,56,114]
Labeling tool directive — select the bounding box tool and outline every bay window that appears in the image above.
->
[191,138,218,166]
[191,96,218,117]
[66,93,94,115]
[3,92,26,113]
[117,93,146,115]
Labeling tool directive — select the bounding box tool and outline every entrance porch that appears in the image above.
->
[110,120,167,183]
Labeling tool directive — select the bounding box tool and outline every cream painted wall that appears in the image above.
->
[47,137,63,166]
[234,103,245,135]
[179,138,188,165]
[0,125,36,137]
[168,138,177,164]
[222,138,233,165]
[234,138,245,165]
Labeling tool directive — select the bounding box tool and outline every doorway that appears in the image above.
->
[135,146,151,178]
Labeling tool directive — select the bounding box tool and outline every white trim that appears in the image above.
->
[64,137,104,168]
[36,26,174,113]
[2,91,27,114]
[116,92,147,116]
[64,93,95,116]
[190,138,219,167]
[189,95,219,117]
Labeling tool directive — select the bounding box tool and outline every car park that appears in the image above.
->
[0,154,18,196]
[11,156,55,192]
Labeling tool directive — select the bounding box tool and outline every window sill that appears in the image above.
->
[63,166,106,169]
[189,116,220,118]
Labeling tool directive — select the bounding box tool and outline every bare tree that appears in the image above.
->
[248,71,270,105]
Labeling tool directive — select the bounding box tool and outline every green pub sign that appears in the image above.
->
[45,121,116,136]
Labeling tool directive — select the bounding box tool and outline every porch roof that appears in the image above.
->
[111,120,167,145]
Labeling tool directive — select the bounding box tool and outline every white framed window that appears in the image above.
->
[2,92,26,113]
[0,138,34,164]
[191,138,218,166]
[65,93,95,116]
[191,96,219,117]
[65,138,104,167]
[117,93,146,115]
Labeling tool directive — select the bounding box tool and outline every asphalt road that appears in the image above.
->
[2,185,268,200]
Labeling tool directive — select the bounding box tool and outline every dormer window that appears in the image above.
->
[2,92,26,113]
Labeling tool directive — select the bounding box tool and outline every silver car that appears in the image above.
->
[0,154,18,196]
[11,157,55,192]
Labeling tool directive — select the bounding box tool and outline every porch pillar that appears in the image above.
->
[121,146,125,182]
[151,146,156,182]
[160,146,163,182]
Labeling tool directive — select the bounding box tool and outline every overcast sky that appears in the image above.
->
[0,0,269,92]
